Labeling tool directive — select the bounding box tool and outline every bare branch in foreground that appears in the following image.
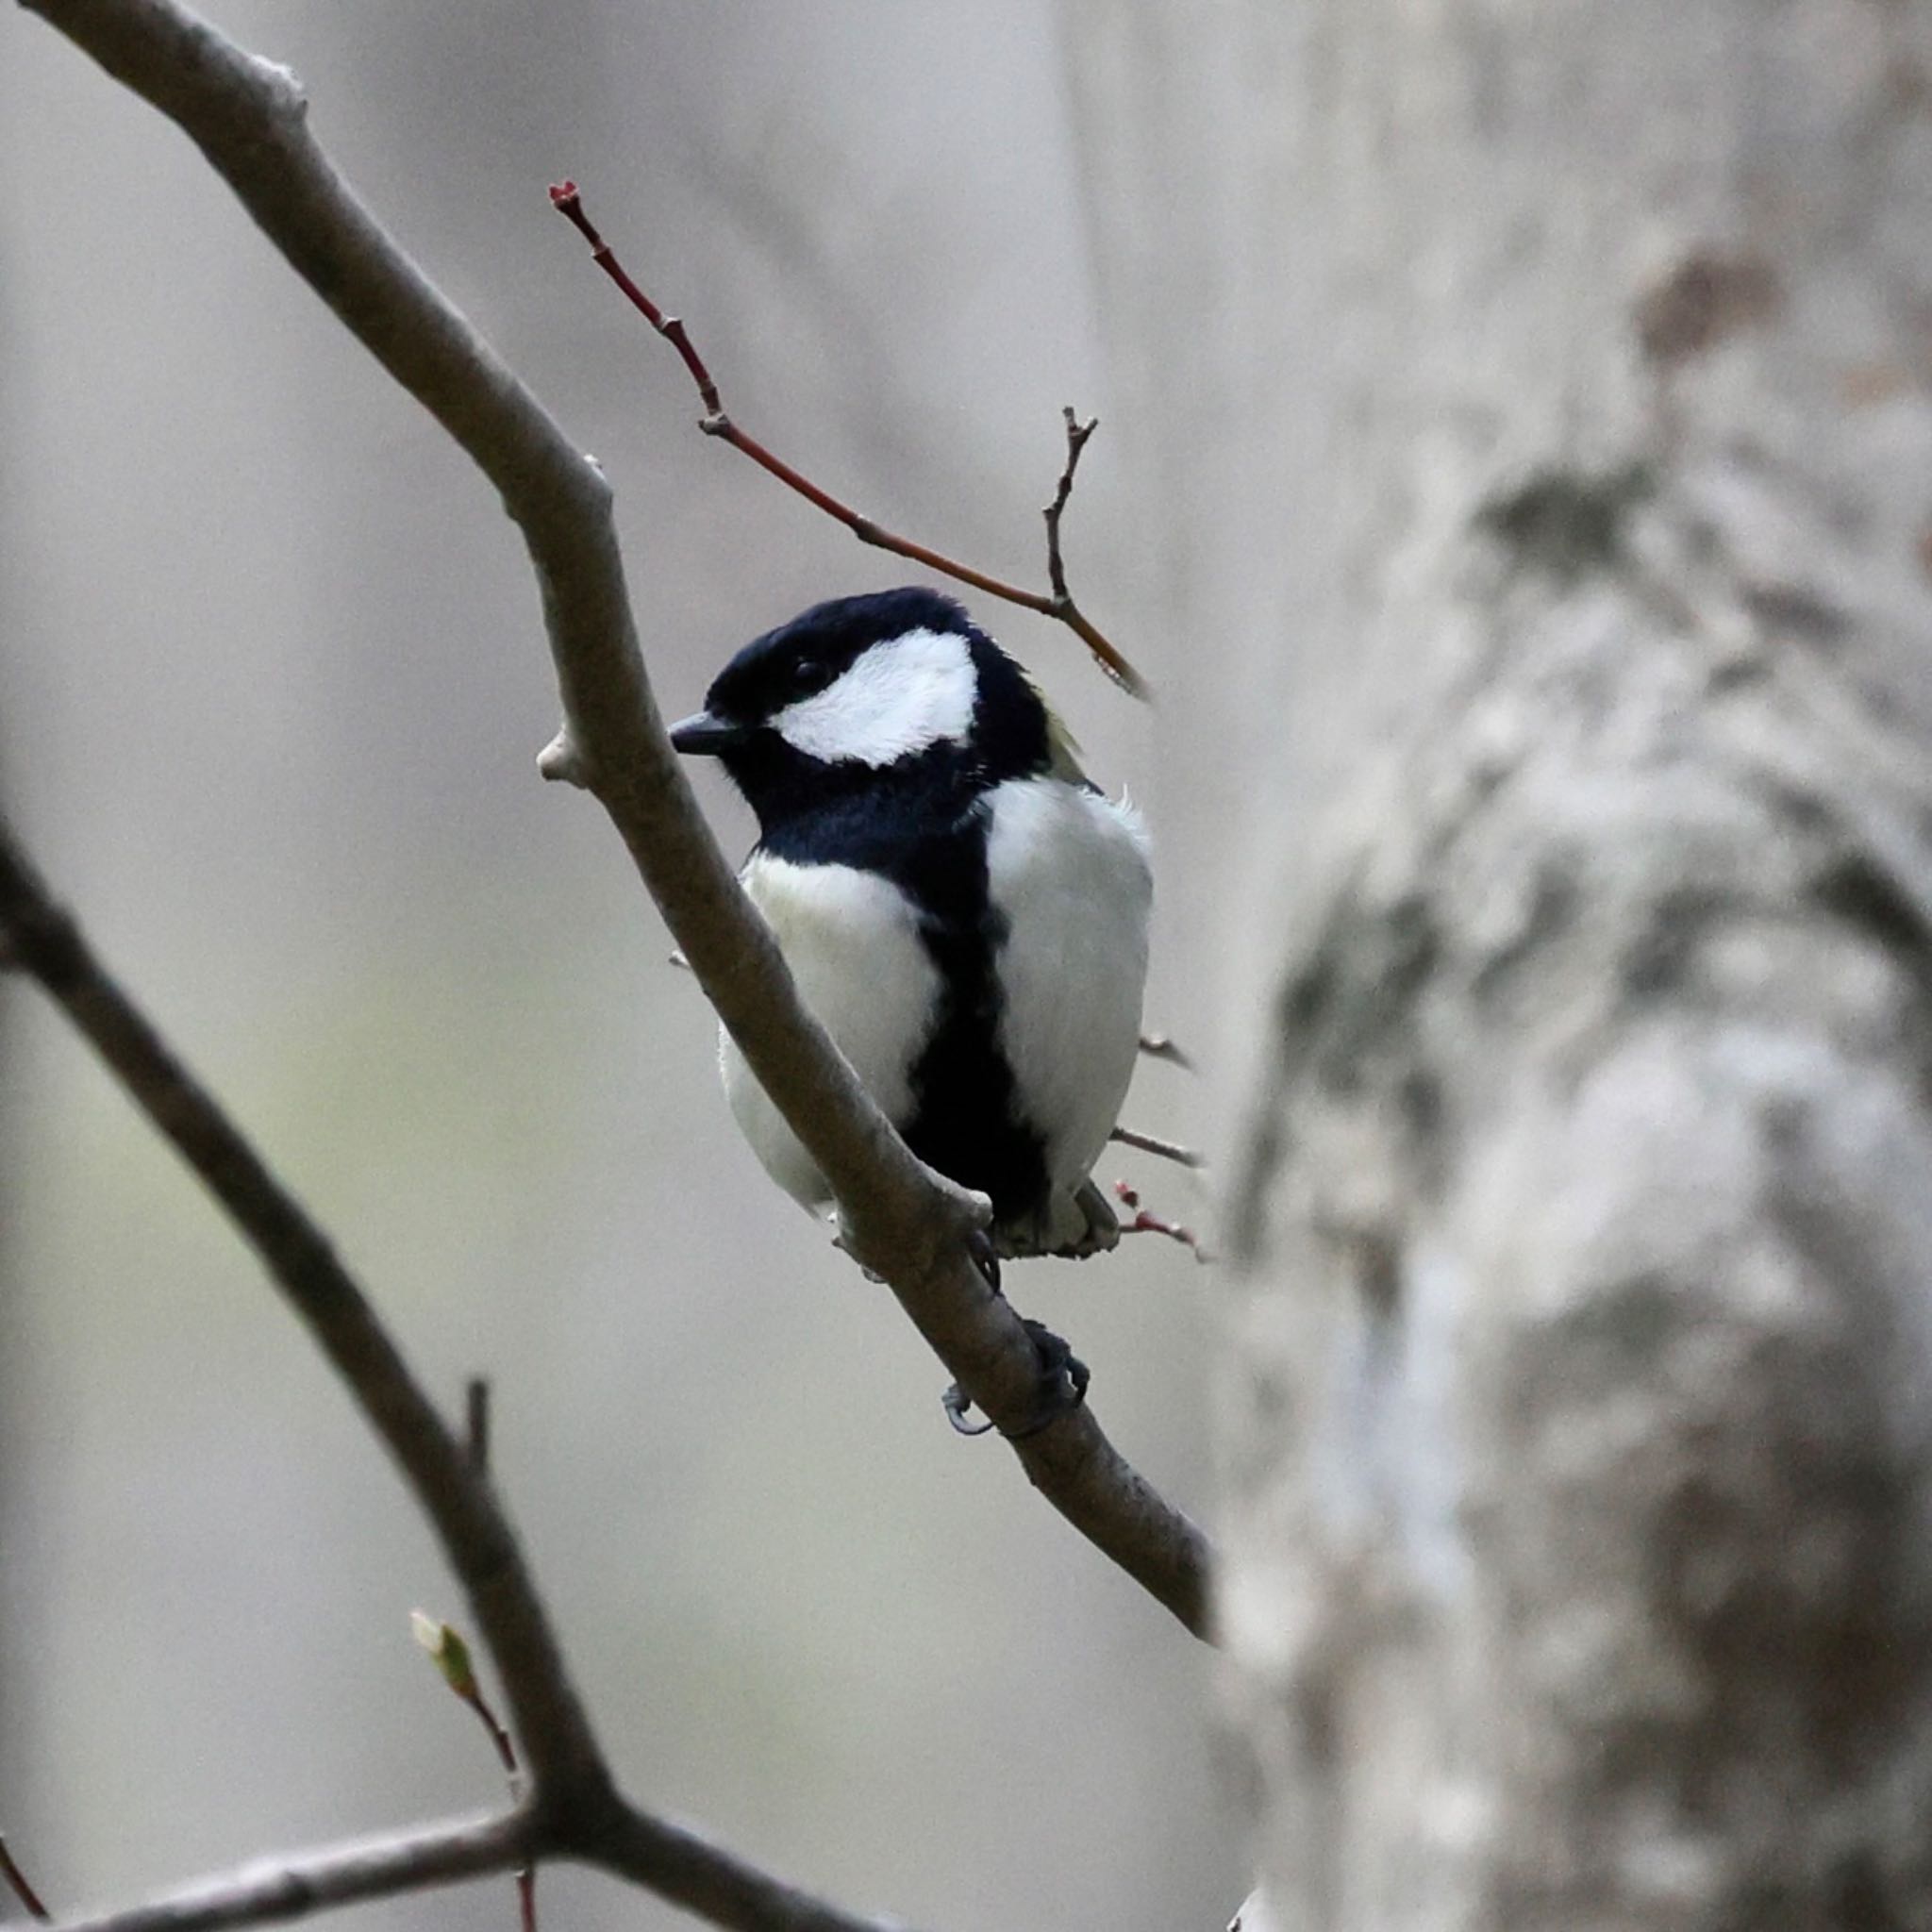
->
[16,0,1209,1641]
[1,1831,53,1923]
[0,825,909,1932]
[548,181,1151,699]
[0,819,602,1791]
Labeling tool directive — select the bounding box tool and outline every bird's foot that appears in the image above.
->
[988,1178,1123,1262]
[1056,1177,1122,1258]
[943,1318,1090,1440]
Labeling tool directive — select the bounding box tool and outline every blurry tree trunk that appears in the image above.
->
[1067,2,1932,1924]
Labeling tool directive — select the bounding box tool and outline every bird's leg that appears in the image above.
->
[1062,1177,1123,1257]
[944,1215,1004,1432]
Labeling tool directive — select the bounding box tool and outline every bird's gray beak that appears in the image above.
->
[668,711,746,756]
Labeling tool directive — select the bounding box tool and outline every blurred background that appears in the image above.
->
[0,5,1230,1931]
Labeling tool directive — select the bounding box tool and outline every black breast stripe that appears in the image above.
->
[894,801,1049,1228]
[760,766,1050,1229]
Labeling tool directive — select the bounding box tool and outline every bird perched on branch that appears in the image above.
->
[671,587,1151,1261]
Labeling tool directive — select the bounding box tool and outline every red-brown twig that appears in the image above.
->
[1114,1180,1212,1263]
[0,1831,52,1924]
[548,181,1149,700]
[1110,1124,1206,1170]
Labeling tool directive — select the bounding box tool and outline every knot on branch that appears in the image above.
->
[537,728,591,789]
[248,57,309,121]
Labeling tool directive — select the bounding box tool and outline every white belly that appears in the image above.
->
[722,853,941,1214]
[984,777,1152,1200]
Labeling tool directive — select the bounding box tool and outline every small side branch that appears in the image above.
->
[1043,406,1096,608]
[47,1812,531,1932]
[1114,1182,1211,1264]
[1138,1034,1194,1072]
[464,1374,491,1474]
[549,182,1149,699]
[1,1832,53,1923]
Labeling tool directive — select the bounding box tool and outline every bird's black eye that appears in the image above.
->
[787,658,831,698]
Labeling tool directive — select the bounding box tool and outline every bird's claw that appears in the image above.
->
[1009,1319,1091,1435]
[942,1382,996,1435]
[941,1318,1090,1441]
[966,1223,1002,1295]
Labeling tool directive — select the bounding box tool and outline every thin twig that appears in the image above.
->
[412,1612,535,1932]
[465,1375,491,1474]
[24,0,1209,1639]
[1138,1034,1195,1072]
[1110,1124,1206,1170]
[0,1831,52,1923]
[457,1374,534,1932]
[1043,406,1096,607]
[1114,1181,1212,1264]
[548,181,1150,700]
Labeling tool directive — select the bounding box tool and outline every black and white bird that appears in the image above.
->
[670,587,1151,1260]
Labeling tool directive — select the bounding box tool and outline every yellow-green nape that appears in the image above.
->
[1022,668,1091,784]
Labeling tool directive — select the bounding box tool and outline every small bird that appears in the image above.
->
[671,587,1151,1260]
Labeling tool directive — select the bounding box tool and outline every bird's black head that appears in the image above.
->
[670,588,1056,833]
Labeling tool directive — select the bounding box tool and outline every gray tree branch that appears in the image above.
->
[0,824,907,1932]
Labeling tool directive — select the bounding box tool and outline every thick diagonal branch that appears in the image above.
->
[17,0,1209,1640]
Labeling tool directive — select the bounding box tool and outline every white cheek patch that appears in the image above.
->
[774,627,976,766]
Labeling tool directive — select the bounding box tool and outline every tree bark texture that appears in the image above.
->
[1066,2,1932,1924]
